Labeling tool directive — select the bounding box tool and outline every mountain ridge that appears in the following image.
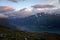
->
[0,12,60,34]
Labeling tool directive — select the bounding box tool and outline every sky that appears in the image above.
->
[0,0,60,18]
[0,0,60,10]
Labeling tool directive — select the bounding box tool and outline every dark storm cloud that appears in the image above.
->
[32,5,55,8]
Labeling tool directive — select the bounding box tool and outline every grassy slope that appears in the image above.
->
[0,27,60,40]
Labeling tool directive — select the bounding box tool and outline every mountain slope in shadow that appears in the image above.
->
[0,26,60,40]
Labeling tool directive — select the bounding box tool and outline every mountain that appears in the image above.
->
[0,26,60,40]
[0,11,60,34]
[3,12,59,34]
[0,18,16,29]
[7,12,60,26]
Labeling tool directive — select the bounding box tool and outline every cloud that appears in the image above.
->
[0,6,32,18]
[32,4,55,8]
[0,14,8,18]
[48,0,59,5]
[31,4,59,14]
[20,8,32,13]
[8,0,25,3]
[59,0,60,2]
[0,6,13,13]
[12,8,32,18]
[0,5,59,18]
[0,6,14,18]
[8,0,18,3]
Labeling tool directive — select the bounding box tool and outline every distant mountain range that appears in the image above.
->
[0,12,60,34]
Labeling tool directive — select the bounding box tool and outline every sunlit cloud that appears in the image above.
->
[36,8,58,11]
[36,8,45,11]
[18,8,32,17]
[20,8,32,13]
[0,6,13,13]
[24,8,32,13]
[2,6,12,10]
